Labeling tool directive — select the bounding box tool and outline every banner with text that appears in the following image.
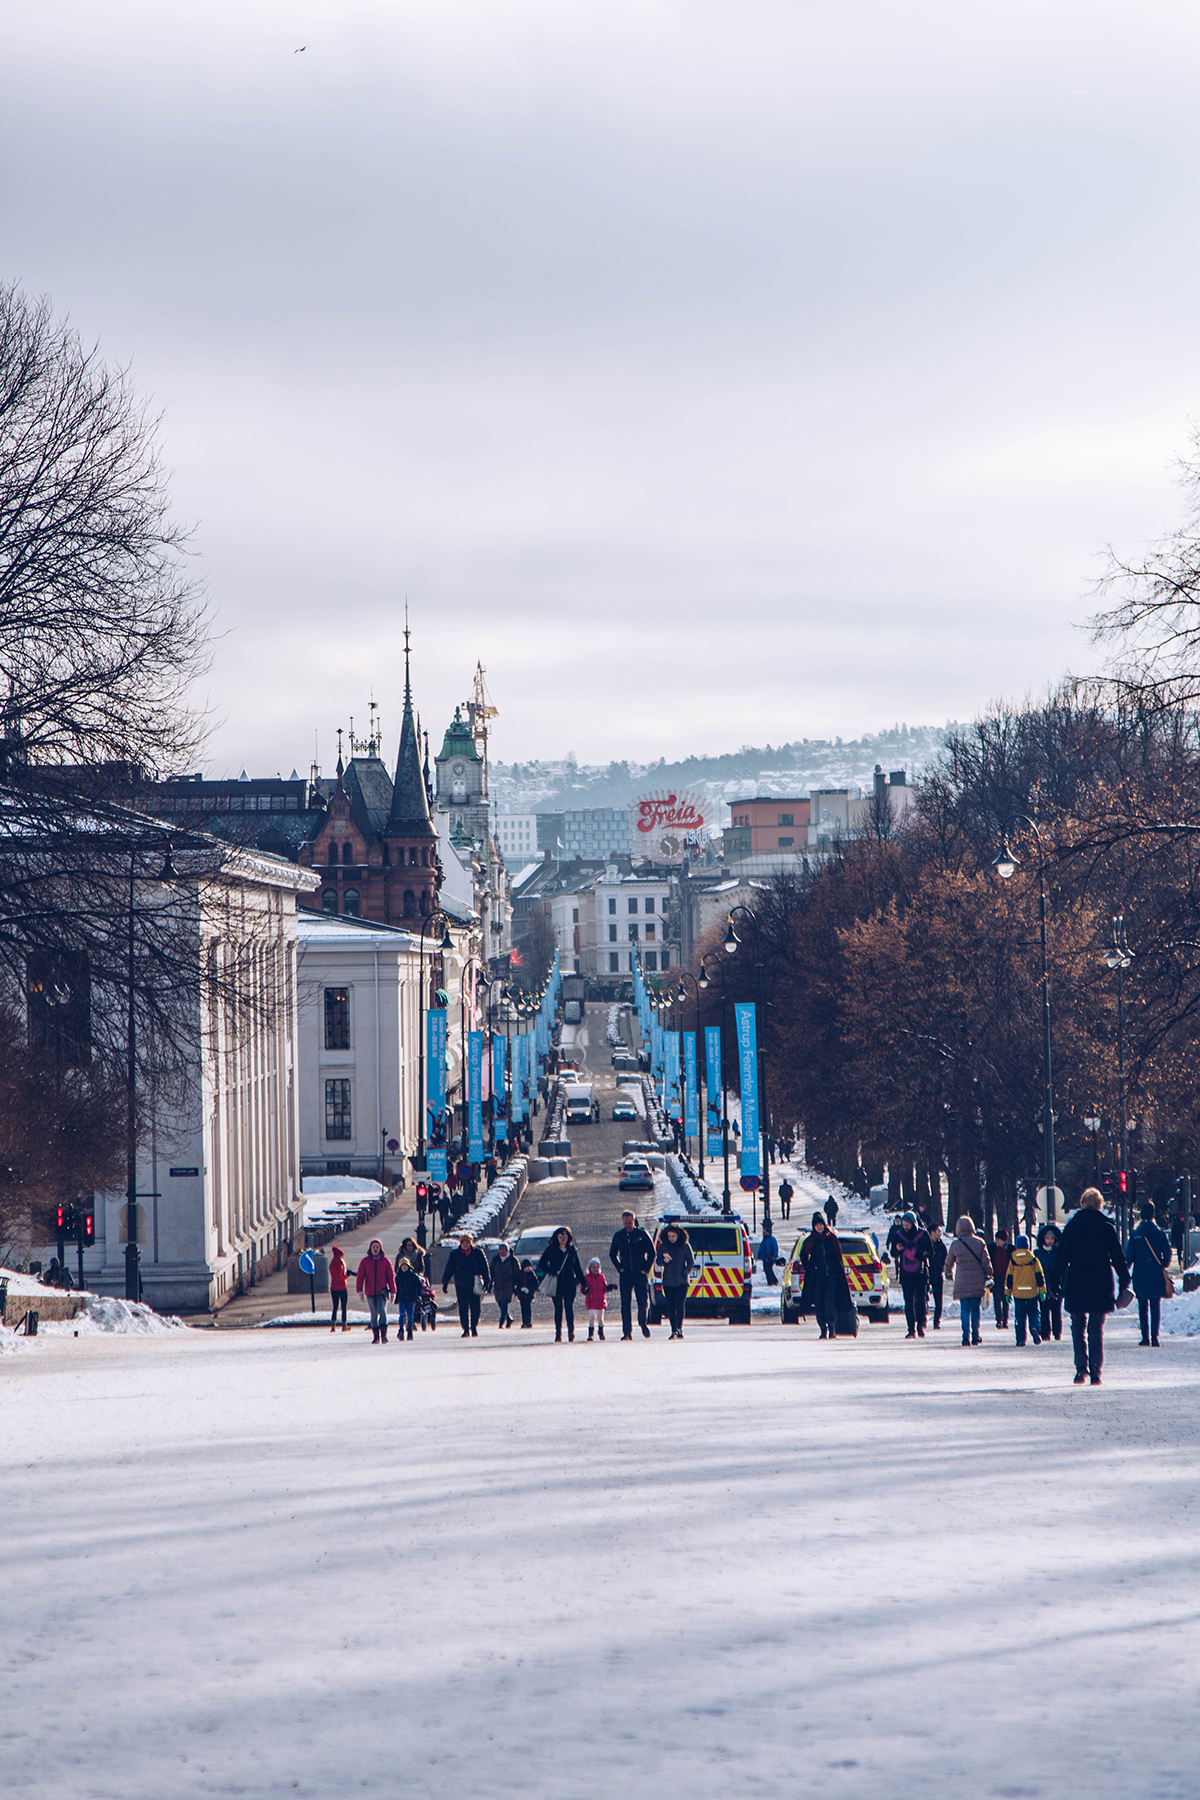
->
[705,1026,723,1157]
[493,1033,508,1142]
[467,1031,484,1163]
[426,1009,448,1181]
[735,1002,760,1181]
[664,1031,681,1122]
[683,1032,698,1139]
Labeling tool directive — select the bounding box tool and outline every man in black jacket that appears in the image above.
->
[1059,1188,1130,1385]
[609,1210,655,1340]
[927,1224,948,1330]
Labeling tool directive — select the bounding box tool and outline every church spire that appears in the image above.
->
[386,620,436,837]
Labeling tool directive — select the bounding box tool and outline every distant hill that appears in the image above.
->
[491,723,958,816]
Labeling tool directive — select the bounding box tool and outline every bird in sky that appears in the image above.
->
[294,45,306,53]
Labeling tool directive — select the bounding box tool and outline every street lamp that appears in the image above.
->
[1104,913,1134,1237]
[675,970,704,1178]
[724,905,770,1233]
[993,816,1057,1223]
[416,911,454,1166]
[700,952,733,1214]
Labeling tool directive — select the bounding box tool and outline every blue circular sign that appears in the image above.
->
[740,1175,760,1191]
[298,1250,316,1274]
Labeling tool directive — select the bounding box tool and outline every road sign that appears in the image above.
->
[740,1175,759,1191]
[1035,1185,1066,1223]
[298,1251,315,1274]
[387,1138,399,1154]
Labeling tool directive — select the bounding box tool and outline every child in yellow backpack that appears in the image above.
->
[1006,1235,1047,1345]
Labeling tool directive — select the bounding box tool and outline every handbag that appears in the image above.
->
[1141,1231,1175,1299]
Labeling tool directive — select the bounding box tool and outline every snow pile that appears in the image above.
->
[41,1297,189,1336]
[443,1158,528,1244]
[606,1003,622,1045]
[300,1176,384,1196]
[1160,1285,1200,1337]
[0,1263,74,1296]
[663,1154,723,1218]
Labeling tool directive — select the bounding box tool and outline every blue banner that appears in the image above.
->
[513,1035,528,1122]
[683,1032,698,1139]
[705,1026,722,1157]
[493,1033,508,1141]
[735,1002,759,1180]
[426,1009,448,1180]
[664,1031,681,1122]
[467,1031,484,1162]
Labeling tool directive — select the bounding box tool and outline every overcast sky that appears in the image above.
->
[7,0,1200,776]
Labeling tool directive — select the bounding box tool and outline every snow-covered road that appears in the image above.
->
[4,1317,1198,1798]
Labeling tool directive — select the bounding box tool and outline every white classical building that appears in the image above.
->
[89,848,319,1313]
[295,910,472,1183]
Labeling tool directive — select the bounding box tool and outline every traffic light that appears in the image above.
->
[1117,1170,1128,1198]
[56,1203,67,1232]
[1100,1170,1113,1202]
[415,1181,429,1207]
[80,1206,94,1244]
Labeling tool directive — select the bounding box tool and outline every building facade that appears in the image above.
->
[723,796,812,860]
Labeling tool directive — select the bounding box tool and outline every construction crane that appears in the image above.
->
[467,662,498,764]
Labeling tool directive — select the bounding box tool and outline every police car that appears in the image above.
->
[648,1214,755,1326]
[780,1229,890,1324]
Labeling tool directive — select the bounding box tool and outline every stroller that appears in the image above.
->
[416,1276,439,1332]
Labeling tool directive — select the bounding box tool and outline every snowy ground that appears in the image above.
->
[4,1307,1200,1799]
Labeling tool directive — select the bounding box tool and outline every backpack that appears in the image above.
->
[898,1232,925,1274]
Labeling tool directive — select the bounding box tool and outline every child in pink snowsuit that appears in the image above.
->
[582,1258,612,1341]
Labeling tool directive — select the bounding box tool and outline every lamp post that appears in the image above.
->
[1104,913,1134,1239]
[416,911,454,1167]
[125,838,180,1302]
[675,970,703,1178]
[700,952,733,1214]
[724,905,770,1233]
[993,816,1057,1224]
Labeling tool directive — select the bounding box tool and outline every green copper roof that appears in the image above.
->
[438,707,481,762]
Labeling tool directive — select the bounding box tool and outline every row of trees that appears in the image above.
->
[682,684,1200,1233]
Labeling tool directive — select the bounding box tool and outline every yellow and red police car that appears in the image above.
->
[649,1214,755,1325]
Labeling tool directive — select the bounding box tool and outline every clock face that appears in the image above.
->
[452,762,465,778]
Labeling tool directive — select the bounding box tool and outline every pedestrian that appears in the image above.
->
[442,1232,491,1337]
[536,1226,585,1342]
[356,1237,395,1344]
[927,1224,947,1330]
[581,1258,614,1340]
[42,1256,73,1290]
[608,1208,656,1340]
[759,1223,780,1285]
[329,1243,349,1333]
[592,1098,601,1122]
[656,1222,696,1339]
[1057,1186,1131,1386]
[515,1258,538,1329]
[824,1194,839,1227]
[1005,1235,1046,1345]
[1035,1224,1064,1341]
[892,1210,931,1338]
[396,1235,426,1281]
[732,1118,740,1139]
[394,1256,421,1341]
[798,1211,850,1339]
[1126,1200,1173,1348]
[943,1216,992,1346]
[490,1239,518,1329]
[989,1228,1012,1328]
[778,1177,794,1220]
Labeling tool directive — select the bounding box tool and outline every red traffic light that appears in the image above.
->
[56,1203,66,1230]
[1118,1170,1128,1194]
[416,1182,429,1201]
[82,1211,94,1243]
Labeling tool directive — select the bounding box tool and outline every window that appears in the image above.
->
[404,890,416,917]
[608,924,618,942]
[572,908,579,923]
[660,950,670,970]
[410,847,419,866]
[321,890,338,913]
[628,899,638,914]
[628,923,639,941]
[645,898,655,912]
[343,888,361,916]
[326,843,339,866]
[324,987,350,1049]
[609,952,620,972]
[778,813,794,827]
[343,842,354,864]
[325,1078,351,1140]
[645,951,658,971]
[777,837,793,848]
[645,923,655,940]
[608,898,616,915]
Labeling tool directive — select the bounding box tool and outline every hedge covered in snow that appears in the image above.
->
[441,1158,528,1245]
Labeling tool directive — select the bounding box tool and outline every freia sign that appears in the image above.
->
[631,790,710,860]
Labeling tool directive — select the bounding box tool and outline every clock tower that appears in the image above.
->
[434,706,488,848]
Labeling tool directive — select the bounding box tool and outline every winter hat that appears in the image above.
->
[1015,1235,1029,1250]
[811,1211,826,1227]
[588,1257,601,1270]
[902,1210,916,1224]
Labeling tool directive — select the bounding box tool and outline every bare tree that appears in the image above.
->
[0,282,208,773]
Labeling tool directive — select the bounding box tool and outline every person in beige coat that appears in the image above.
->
[943,1216,993,1346]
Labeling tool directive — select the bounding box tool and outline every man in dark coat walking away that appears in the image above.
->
[609,1210,656,1339]
[824,1194,839,1227]
[778,1178,793,1220]
[1058,1187,1130,1385]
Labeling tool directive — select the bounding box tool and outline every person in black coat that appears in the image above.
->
[608,1210,656,1340]
[1035,1223,1064,1342]
[1058,1188,1130,1385]
[927,1225,948,1330]
[442,1233,491,1338]
[1125,1200,1172,1348]
[798,1212,852,1340]
[536,1226,586,1342]
[514,1259,539,1329]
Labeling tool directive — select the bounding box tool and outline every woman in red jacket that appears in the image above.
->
[329,1244,349,1333]
[356,1238,396,1343]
